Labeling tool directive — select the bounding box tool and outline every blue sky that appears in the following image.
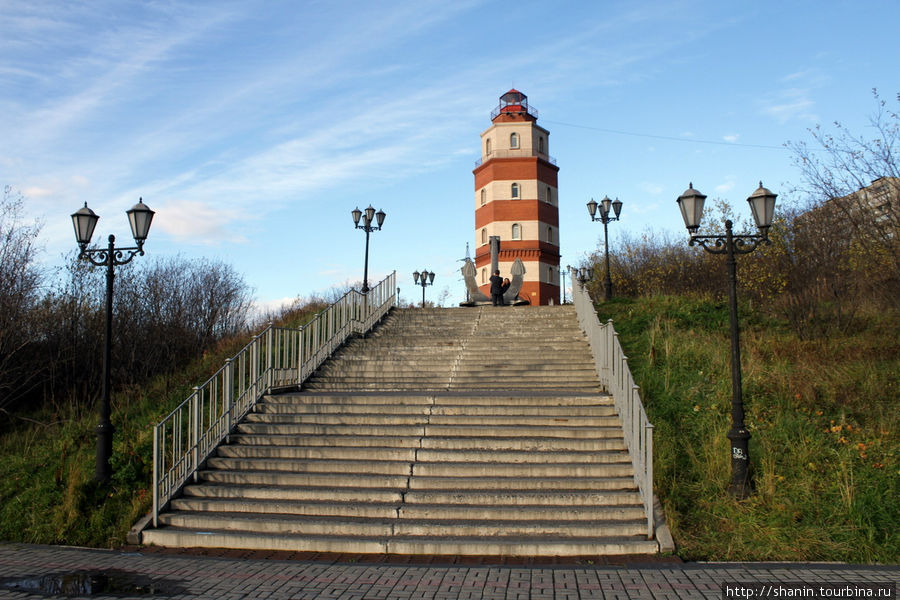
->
[2,1,897,310]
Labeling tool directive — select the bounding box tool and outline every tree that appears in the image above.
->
[0,187,44,418]
[786,89,900,306]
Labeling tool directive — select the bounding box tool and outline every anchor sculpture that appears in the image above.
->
[459,256,528,306]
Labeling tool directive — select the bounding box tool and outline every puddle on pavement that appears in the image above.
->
[0,569,186,597]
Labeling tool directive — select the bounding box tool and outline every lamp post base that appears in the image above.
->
[727,427,752,499]
[95,421,115,484]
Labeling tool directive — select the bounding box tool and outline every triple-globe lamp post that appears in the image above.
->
[351,205,386,294]
[676,181,777,498]
[70,198,155,484]
[587,196,623,301]
[412,269,435,307]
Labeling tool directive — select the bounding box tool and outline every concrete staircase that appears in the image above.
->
[141,305,659,556]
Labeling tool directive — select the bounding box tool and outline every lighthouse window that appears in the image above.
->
[485,138,492,155]
[539,137,544,152]
[510,132,519,149]
[512,223,521,240]
[481,189,486,206]
[547,226,554,243]
[481,228,487,244]
[546,186,552,203]
[511,183,520,199]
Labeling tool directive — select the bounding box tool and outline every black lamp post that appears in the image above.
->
[676,182,777,499]
[71,198,155,484]
[351,205,386,293]
[587,196,623,300]
[412,269,435,307]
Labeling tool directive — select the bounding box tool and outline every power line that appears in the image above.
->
[541,119,787,150]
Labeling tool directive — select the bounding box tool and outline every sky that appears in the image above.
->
[2,0,898,311]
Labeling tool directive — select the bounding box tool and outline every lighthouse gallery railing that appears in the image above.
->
[151,272,397,527]
[571,274,655,539]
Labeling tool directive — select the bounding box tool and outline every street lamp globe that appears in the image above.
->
[677,183,708,234]
[600,195,612,218]
[747,182,777,232]
[126,198,155,246]
[71,203,100,248]
[611,197,623,219]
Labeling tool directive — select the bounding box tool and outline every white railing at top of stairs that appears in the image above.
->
[571,273,655,539]
[151,271,397,527]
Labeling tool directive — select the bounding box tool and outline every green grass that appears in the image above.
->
[0,305,325,549]
[596,295,900,563]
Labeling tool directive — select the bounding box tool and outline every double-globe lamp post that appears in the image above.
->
[587,196,623,301]
[676,181,777,499]
[412,270,435,307]
[70,198,155,484]
[351,205,386,294]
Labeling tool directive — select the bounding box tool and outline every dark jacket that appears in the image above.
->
[489,274,503,294]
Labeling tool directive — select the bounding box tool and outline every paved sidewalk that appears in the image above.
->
[0,544,896,599]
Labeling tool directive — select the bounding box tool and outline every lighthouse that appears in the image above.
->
[473,90,560,305]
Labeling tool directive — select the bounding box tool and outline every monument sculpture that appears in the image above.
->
[460,236,527,306]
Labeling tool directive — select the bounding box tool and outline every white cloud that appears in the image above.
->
[154,199,250,244]
[714,178,736,194]
[723,134,739,143]
[639,182,664,195]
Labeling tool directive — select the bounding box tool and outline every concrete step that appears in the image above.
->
[172,496,646,522]
[170,497,401,519]
[406,476,637,491]
[263,393,612,407]
[217,445,417,461]
[235,422,623,439]
[198,469,409,489]
[205,457,413,475]
[142,528,658,556]
[409,462,634,479]
[402,489,643,506]
[418,436,627,451]
[243,413,621,428]
[157,511,648,538]
[183,483,404,503]
[218,445,628,464]
[229,434,423,448]
[397,503,647,521]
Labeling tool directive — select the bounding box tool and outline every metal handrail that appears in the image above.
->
[474,148,557,168]
[151,271,397,527]
[571,273,655,539]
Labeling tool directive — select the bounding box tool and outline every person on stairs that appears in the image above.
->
[490,270,504,306]
[500,278,511,305]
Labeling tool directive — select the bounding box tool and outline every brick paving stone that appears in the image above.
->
[1,545,899,599]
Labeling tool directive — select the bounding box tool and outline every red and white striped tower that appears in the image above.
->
[473,89,560,305]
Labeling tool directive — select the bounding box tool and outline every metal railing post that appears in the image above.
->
[646,422,655,538]
[265,323,274,391]
[224,358,234,435]
[152,424,160,528]
[191,387,200,483]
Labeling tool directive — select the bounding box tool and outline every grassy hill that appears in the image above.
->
[595,295,899,563]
